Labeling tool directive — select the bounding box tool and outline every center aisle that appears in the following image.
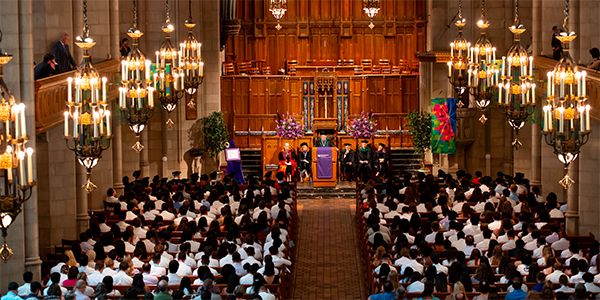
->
[289,196,367,300]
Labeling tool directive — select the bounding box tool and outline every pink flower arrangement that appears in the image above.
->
[276,113,305,138]
[348,112,377,138]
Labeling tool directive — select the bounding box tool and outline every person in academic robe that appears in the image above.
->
[339,143,357,181]
[278,143,296,182]
[357,140,372,179]
[297,142,312,182]
[262,171,274,186]
[167,171,181,186]
[374,143,390,177]
[315,133,336,147]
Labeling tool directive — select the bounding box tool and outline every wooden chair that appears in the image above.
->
[262,67,271,75]
[224,62,236,75]
[361,59,372,74]
[354,66,364,75]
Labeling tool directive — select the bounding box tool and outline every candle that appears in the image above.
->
[75,79,81,104]
[579,106,585,131]
[20,104,26,138]
[560,72,565,98]
[7,167,11,183]
[576,72,582,95]
[447,62,452,77]
[468,69,472,85]
[67,77,73,103]
[148,87,154,108]
[137,88,142,108]
[99,110,104,135]
[507,57,512,77]
[90,80,95,104]
[198,43,202,58]
[502,57,506,76]
[492,47,496,62]
[582,71,587,96]
[586,104,591,130]
[559,107,565,133]
[18,151,24,185]
[102,77,107,102]
[529,56,533,76]
[136,61,140,80]
[106,111,111,136]
[93,111,99,138]
[26,147,33,184]
[5,120,9,140]
[549,107,553,130]
[532,84,536,104]
[199,62,204,77]
[73,112,79,138]
[450,43,454,57]
[156,51,159,67]
[547,72,552,96]
[64,111,69,137]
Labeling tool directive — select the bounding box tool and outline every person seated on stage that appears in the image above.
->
[374,143,390,177]
[315,133,336,147]
[278,143,296,182]
[297,142,312,182]
[357,140,372,179]
[339,143,357,181]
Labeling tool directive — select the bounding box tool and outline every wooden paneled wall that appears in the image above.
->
[225,0,427,71]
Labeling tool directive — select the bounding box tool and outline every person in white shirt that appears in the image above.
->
[159,203,175,220]
[401,250,424,274]
[501,230,517,250]
[430,253,448,274]
[546,263,566,283]
[271,200,291,219]
[406,272,425,293]
[252,200,272,220]
[551,235,570,252]
[584,273,600,292]
[267,246,292,267]
[17,272,33,297]
[86,263,105,286]
[77,255,95,276]
[79,233,94,253]
[549,208,564,218]
[167,261,182,285]
[463,215,481,237]
[241,247,263,267]
[114,212,129,233]
[451,232,467,252]
[384,202,401,219]
[425,222,440,244]
[141,202,157,221]
[131,218,147,240]
[112,264,133,285]
[546,227,560,244]
[532,238,547,259]
[104,188,120,210]
[149,254,167,276]
[74,280,91,300]
[196,255,220,276]
[462,236,475,258]
[175,252,193,276]
[97,215,111,234]
[475,229,494,251]
[141,263,158,285]
[374,255,397,275]
[569,260,587,284]
[554,274,575,293]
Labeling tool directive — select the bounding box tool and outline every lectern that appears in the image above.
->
[312,147,337,187]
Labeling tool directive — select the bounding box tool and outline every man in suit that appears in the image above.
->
[52,33,76,73]
[297,142,312,182]
[339,143,357,181]
[34,53,56,80]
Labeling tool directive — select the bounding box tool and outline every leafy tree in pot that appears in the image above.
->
[407,110,432,165]
[202,111,230,158]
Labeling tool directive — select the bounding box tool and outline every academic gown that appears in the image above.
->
[339,149,357,175]
[278,150,297,177]
[374,150,390,176]
[296,150,312,176]
[357,147,373,176]
[315,138,336,147]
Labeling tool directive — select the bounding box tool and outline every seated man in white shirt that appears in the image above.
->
[175,252,193,276]
[241,247,263,267]
[463,215,481,237]
[373,255,397,275]
[86,262,105,286]
[79,232,94,253]
[569,259,587,283]
[141,263,158,285]
[546,262,566,283]
[104,188,120,210]
[475,229,493,251]
[115,211,129,233]
[141,202,158,221]
[501,230,517,250]
[430,253,448,274]
[112,263,133,285]
[425,221,440,244]
[383,202,401,219]
[167,260,182,285]
[401,249,424,275]
[545,227,560,244]
[551,234,571,252]
[524,231,542,251]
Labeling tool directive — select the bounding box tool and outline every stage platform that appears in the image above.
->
[296,180,357,199]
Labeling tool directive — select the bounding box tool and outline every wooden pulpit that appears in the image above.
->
[311,147,337,187]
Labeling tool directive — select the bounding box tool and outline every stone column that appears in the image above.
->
[20,0,42,279]
[140,130,150,177]
[112,105,124,194]
[72,0,83,63]
[530,0,542,189]
[161,111,169,177]
[75,164,90,233]
[565,160,580,236]
[531,0,542,56]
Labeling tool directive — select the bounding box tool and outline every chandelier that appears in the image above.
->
[65,0,111,193]
[363,0,380,29]
[154,0,185,127]
[447,0,470,96]
[542,0,590,189]
[0,30,36,263]
[498,0,535,149]
[467,0,499,124]
[120,0,154,153]
[269,0,287,30]
[180,0,204,98]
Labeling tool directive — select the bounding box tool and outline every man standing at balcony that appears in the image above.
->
[52,33,77,73]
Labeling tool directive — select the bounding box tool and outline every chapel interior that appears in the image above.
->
[1,0,600,299]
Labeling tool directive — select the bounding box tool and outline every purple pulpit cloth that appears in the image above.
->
[316,147,332,179]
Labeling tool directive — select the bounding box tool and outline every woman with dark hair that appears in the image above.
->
[102,276,120,296]
[263,260,279,284]
[197,217,209,233]
[225,274,240,296]
[151,216,164,229]
[588,47,600,71]
[218,265,236,284]
[45,284,63,300]
[241,263,260,285]
[62,266,79,286]
[473,281,491,300]
[93,241,106,261]
[178,276,194,296]
[129,274,150,296]
[113,240,126,260]
[435,273,449,293]
[432,232,445,251]
[448,262,462,285]
[134,241,148,260]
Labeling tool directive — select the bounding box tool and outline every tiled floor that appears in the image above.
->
[289,197,367,300]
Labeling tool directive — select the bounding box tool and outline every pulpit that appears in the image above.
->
[312,147,338,187]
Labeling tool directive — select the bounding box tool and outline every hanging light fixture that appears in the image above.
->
[467,0,499,124]
[180,0,204,99]
[269,0,287,30]
[363,0,380,29]
[447,0,470,96]
[0,30,36,263]
[64,0,112,193]
[154,0,185,127]
[542,0,590,189]
[497,0,535,149]
[120,0,154,153]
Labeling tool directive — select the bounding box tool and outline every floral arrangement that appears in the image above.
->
[276,113,305,138]
[348,112,377,138]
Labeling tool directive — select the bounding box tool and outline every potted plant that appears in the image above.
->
[202,111,230,158]
[407,110,431,171]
